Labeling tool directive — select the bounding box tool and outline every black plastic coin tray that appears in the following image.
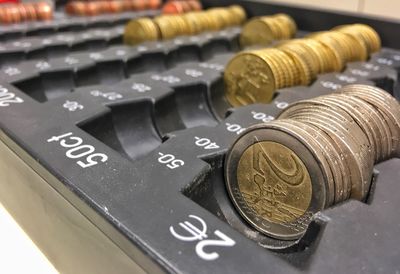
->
[1,1,400,273]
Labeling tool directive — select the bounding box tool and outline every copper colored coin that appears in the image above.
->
[65,2,76,15]
[179,1,192,12]
[18,4,29,22]
[85,2,100,16]
[71,2,86,16]
[120,0,130,11]
[36,2,53,20]
[148,0,162,10]
[2,7,13,24]
[98,1,110,13]
[25,4,38,21]
[0,8,7,24]
[108,1,125,13]
[187,0,202,11]
[162,2,184,14]
[8,5,21,24]
[0,7,10,24]
[131,0,146,11]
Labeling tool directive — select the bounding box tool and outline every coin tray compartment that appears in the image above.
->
[1,1,400,273]
[80,99,163,161]
[1,29,240,103]
[0,11,154,42]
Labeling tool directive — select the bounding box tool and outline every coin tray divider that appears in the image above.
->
[1,1,400,273]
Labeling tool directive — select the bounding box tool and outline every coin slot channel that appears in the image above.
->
[166,45,202,67]
[79,99,162,162]
[71,39,109,52]
[126,53,168,76]
[172,83,219,129]
[201,39,232,60]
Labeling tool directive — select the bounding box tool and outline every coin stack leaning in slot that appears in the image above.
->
[123,5,247,45]
[224,84,400,240]
[239,14,297,47]
[224,24,381,107]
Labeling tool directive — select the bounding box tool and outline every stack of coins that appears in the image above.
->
[224,84,400,240]
[0,2,53,24]
[224,23,381,107]
[224,49,302,106]
[162,0,202,14]
[333,24,381,54]
[65,0,161,16]
[239,14,297,47]
[124,5,247,45]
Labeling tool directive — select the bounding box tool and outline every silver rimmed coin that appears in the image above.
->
[224,121,328,240]
[339,85,400,159]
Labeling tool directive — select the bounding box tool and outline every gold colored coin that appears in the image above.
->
[182,13,200,34]
[306,38,340,73]
[274,13,297,38]
[354,24,381,53]
[227,5,247,25]
[123,17,159,45]
[237,141,312,224]
[173,15,191,36]
[256,49,286,89]
[334,24,381,55]
[154,16,176,39]
[308,32,346,71]
[337,31,368,61]
[288,39,324,75]
[261,16,283,39]
[279,41,317,83]
[206,8,226,30]
[279,46,313,86]
[218,9,235,27]
[224,51,276,106]
[192,12,210,31]
[239,14,297,48]
[239,18,275,48]
[276,49,300,87]
[270,14,291,39]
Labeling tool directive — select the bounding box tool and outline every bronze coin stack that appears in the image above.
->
[224,23,381,107]
[0,2,53,24]
[239,14,297,47]
[224,84,400,240]
[65,0,161,16]
[162,0,202,14]
[124,5,247,45]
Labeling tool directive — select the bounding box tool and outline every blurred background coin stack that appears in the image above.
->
[162,0,202,14]
[224,23,381,106]
[239,14,297,47]
[123,5,247,45]
[224,84,400,240]
[65,0,161,16]
[0,1,52,24]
